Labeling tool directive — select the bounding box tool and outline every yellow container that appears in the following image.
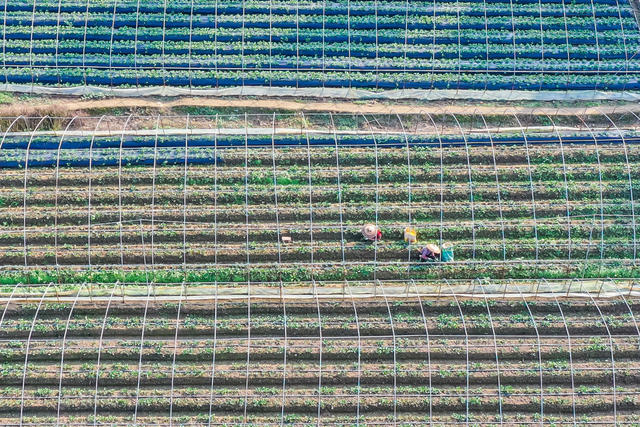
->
[404,227,417,243]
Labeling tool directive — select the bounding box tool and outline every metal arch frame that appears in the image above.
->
[107,0,119,89]
[187,0,195,92]
[92,283,120,427]
[429,0,437,91]
[18,282,52,426]
[328,113,347,279]
[213,113,220,268]
[117,114,136,269]
[53,0,64,87]
[401,0,409,92]
[545,280,578,427]
[182,115,191,269]
[396,113,413,226]
[54,116,80,274]
[480,0,490,94]
[345,282,363,426]
[207,281,219,427]
[22,115,51,269]
[240,0,246,91]
[214,0,219,83]
[132,283,154,426]
[598,109,638,263]
[573,114,607,265]
[611,0,631,92]
[511,113,541,264]
[557,0,572,89]
[396,113,413,266]
[55,284,85,427]
[477,110,507,261]
[450,113,477,260]
[279,285,289,426]
[0,282,21,332]
[27,0,37,90]
[409,279,433,427]
[608,280,640,414]
[168,282,186,427]
[160,0,169,88]
[296,0,302,90]
[586,0,603,87]
[80,0,91,88]
[268,0,273,86]
[377,281,398,426]
[312,279,323,427]
[301,112,316,280]
[133,0,142,89]
[543,113,573,260]
[87,115,110,273]
[608,278,640,351]
[150,114,163,274]
[475,279,504,426]
[422,111,445,248]
[506,0,518,91]
[360,114,382,281]
[270,112,284,281]
[586,287,619,424]
[453,0,462,95]
[0,116,29,149]
[373,0,379,90]
[1,0,8,86]
[535,0,546,92]
[513,280,545,425]
[242,116,252,425]
[442,279,471,426]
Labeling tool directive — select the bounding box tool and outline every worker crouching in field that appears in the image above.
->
[419,244,441,262]
[362,224,382,241]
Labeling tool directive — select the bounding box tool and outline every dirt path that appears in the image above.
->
[5,96,640,117]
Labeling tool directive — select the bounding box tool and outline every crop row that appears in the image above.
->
[5,66,639,90]
[9,54,640,74]
[0,132,638,167]
[7,26,636,45]
[5,0,634,16]
[8,11,635,28]
[1,297,639,337]
[5,132,639,149]
[5,413,635,426]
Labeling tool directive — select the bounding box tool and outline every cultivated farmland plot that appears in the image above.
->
[0,293,639,425]
[2,0,640,94]
[0,113,637,287]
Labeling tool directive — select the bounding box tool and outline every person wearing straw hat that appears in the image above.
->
[362,223,382,241]
[419,244,441,262]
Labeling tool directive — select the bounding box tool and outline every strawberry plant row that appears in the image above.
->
[6,67,629,90]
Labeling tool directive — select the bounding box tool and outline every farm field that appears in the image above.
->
[2,0,640,92]
[0,120,638,287]
[0,294,639,425]
[1,0,640,424]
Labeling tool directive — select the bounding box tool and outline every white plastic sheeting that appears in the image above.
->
[4,83,640,100]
